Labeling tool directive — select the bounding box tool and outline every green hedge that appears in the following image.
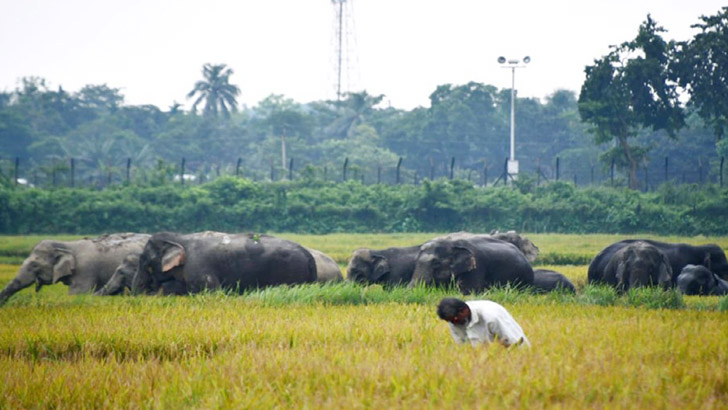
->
[1,178,727,235]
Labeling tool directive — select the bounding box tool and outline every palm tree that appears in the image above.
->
[187,64,241,118]
[326,91,384,138]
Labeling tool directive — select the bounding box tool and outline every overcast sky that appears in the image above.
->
[1,0,724,111]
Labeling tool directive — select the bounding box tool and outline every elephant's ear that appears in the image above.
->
[702,253,712,270]
[371,255,390,281]
[452,246,476,276]
[658,253,673,288]
[52,249,76,284]
[161,241,186,272]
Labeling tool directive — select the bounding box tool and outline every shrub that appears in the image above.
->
[623,287,685,310]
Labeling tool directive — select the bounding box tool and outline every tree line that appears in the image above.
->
[1,8,726,191]
[1,177,726,236]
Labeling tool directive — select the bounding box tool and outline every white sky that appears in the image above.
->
[0,0,724,111]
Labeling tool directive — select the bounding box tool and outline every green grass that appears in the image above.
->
[1,234,728,408]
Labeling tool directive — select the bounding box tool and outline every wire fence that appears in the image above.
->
[2,155,725,191]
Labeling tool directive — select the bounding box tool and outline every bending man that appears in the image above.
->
[436,297,530,347]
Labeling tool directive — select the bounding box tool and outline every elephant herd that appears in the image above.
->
[1,231,727,306]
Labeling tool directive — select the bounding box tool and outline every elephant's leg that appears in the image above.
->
[186,273,221,293]
[159,280,188,295]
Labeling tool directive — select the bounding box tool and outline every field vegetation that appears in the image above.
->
[2,180,728,237]
[1,233,727,408]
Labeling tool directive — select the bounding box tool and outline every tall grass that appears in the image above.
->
[1,297,726,408]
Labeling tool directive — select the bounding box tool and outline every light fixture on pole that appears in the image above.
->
[498,55,530,180]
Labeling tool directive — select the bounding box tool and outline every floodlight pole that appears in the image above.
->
[498,56,530,180]
[509,66,516,163]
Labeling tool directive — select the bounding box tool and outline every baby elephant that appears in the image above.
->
[677,264,728,296]
[95,253,187,296]
[601,241,673,291]
[532,269,576,293]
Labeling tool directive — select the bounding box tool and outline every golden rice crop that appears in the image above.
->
[1,297,726,408]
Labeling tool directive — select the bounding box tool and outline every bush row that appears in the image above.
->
[1,177,727,235]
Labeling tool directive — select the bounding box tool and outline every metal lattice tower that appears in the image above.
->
[331,0,358,100]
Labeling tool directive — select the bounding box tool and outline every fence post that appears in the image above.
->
[14,157,19,186]
[664,157,668,183]
[721,157,724,187]
[396,157,402,184]
[644,163,649,192]
[270,158,275,181]
[482,161,488,187]
[536,158,541,186]
[429,157,435,180]
[556,157,560,181]
[449,157,455,180]
[180,158,186,185]
[289,158,294,180]
[610,158,615,186]
[503,157,508,184]
[70,158,75,187]
[590,161,595,185]
[573,174,577,186]
[236,158,242,177]
[126,158,131,183]
[698,157,704,183]
[343,157,348,181]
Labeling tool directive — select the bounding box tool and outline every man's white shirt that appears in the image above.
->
[448,300,530,347]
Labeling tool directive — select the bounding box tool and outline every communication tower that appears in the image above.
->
[331,0,359,100]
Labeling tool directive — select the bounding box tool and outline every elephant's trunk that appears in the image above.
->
[95,272,123,296]
[131,264,151,295]
[0,263,37,306]
[409,260,435,288]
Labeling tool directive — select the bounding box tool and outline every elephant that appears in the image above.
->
[532,269,576,293]
[593,241,673,291]
[676,263,728,296]
[588,239,728,286]
[346,231,537,286]
[435,231,540,263]
[346,246,422,285]
[488,230,540,263]
[131,231,317,294]
[98,244,339,294]
[410,235,534,294]
[308,248,343,283]
[0,233,150,305]
[94,253,188,296]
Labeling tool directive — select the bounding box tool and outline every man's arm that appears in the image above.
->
[488,319,526,347]
[448,323,468,344]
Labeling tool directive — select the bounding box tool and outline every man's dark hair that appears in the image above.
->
[437,297,468,320]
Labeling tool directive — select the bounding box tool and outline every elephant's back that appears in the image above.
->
[471,240,534,285]
[205,235,316,289]
[77,237,148,282]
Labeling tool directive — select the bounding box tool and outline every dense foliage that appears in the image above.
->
[2,177,726,235]
[3,4,728,192]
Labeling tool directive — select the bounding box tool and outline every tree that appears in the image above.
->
[326,91,384,138]
[579,16,685,189]
[187,63,241,118]
[673,7,728,140]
